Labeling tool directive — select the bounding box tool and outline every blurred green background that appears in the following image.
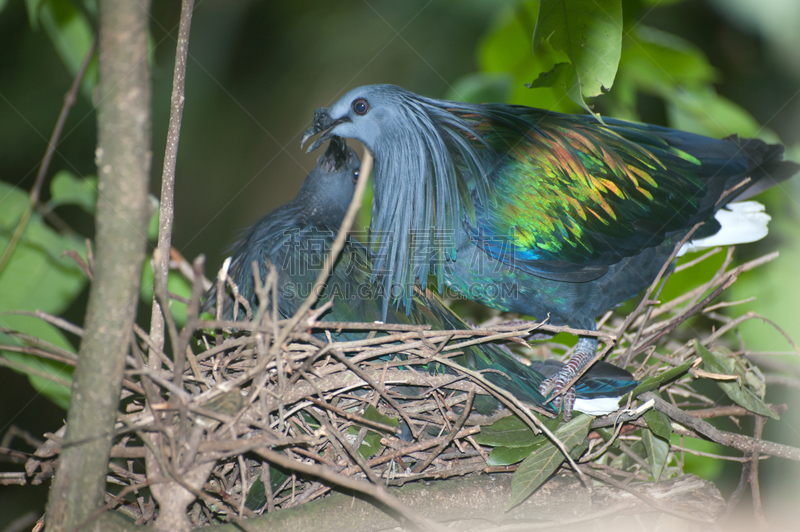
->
[1,0,799,527]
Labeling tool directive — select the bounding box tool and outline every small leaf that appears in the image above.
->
[348,405,399,459]
[487,440,544,467]
[245,474,266,511]
[361,404,399,431]
[532,0,622,118]
[631,359,694,396]
[525,62,570,89]
[506,414,591,510]
[49,171,97,214]
[475,414,557,448]
[644,406,672,441]
[695,342,779,419]
[642,428,670,482]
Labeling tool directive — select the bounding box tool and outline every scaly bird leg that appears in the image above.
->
[539,336,597,419]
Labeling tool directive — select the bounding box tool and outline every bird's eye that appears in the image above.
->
[352,170,359,184]
[352,98,369,115]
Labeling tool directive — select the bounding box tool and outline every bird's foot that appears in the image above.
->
[539,375,577,420]
[538,337,597,420]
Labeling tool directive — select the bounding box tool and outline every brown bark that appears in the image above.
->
[45,1,152,530]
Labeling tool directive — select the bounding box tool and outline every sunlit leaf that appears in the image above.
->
[477,1,577,112]
[531,0,622,118]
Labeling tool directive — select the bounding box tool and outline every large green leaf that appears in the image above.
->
[531,0,622,118]
[475,1,577,112]
[695,342,779,420]
[1,181,87,409]
[506,414,591,510]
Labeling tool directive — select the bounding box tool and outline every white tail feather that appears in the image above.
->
[677,201,771,257]
[573,396,624,416]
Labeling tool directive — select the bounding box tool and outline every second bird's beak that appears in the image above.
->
[319,136,349,170]
[301,108,346,153]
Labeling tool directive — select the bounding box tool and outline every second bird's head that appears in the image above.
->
[298,136,361,227]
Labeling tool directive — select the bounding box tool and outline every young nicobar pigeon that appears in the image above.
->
[300,84,799,415]
[204,137,637,418]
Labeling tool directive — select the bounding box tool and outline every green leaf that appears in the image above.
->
[619,26,716,98]
[0,181,87,408]
[446,72,514,104]
[245,474,266,511]
[24,0,45,28]
[140,262,193,328]
[348,405,399,460]
[49,171,97,214]
[695,342,779,420]
[486,435,553,467]
[641,0,688,5]
[477,1,577,113]
[630,359,694,396]
[644,406,672,441]
[36,0,98,97]
[245,465,291,510]
[506,414,591,510]
[531,0,622,118]
[641,428,670,482]
[361,404,399,431]
[667,89,772,140]
[475,414,557,448]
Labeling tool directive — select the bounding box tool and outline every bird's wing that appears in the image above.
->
[458,107,773,278]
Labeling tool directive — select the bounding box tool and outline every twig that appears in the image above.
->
[0,36,97,276]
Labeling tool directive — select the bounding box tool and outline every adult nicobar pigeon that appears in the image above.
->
[204,137,638,419]
[300,84,799,414]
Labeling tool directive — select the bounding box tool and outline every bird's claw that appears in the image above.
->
[539,375,576,420]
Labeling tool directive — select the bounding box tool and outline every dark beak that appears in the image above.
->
[319,136,348,170]
[301,108,348,153]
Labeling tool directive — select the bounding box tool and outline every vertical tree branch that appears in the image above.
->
[149,0,195,360]
[45,1,152,530]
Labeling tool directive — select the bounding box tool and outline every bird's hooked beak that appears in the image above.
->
[301,108,348,153]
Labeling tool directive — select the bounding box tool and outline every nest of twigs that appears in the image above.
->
[7,244,798,531]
